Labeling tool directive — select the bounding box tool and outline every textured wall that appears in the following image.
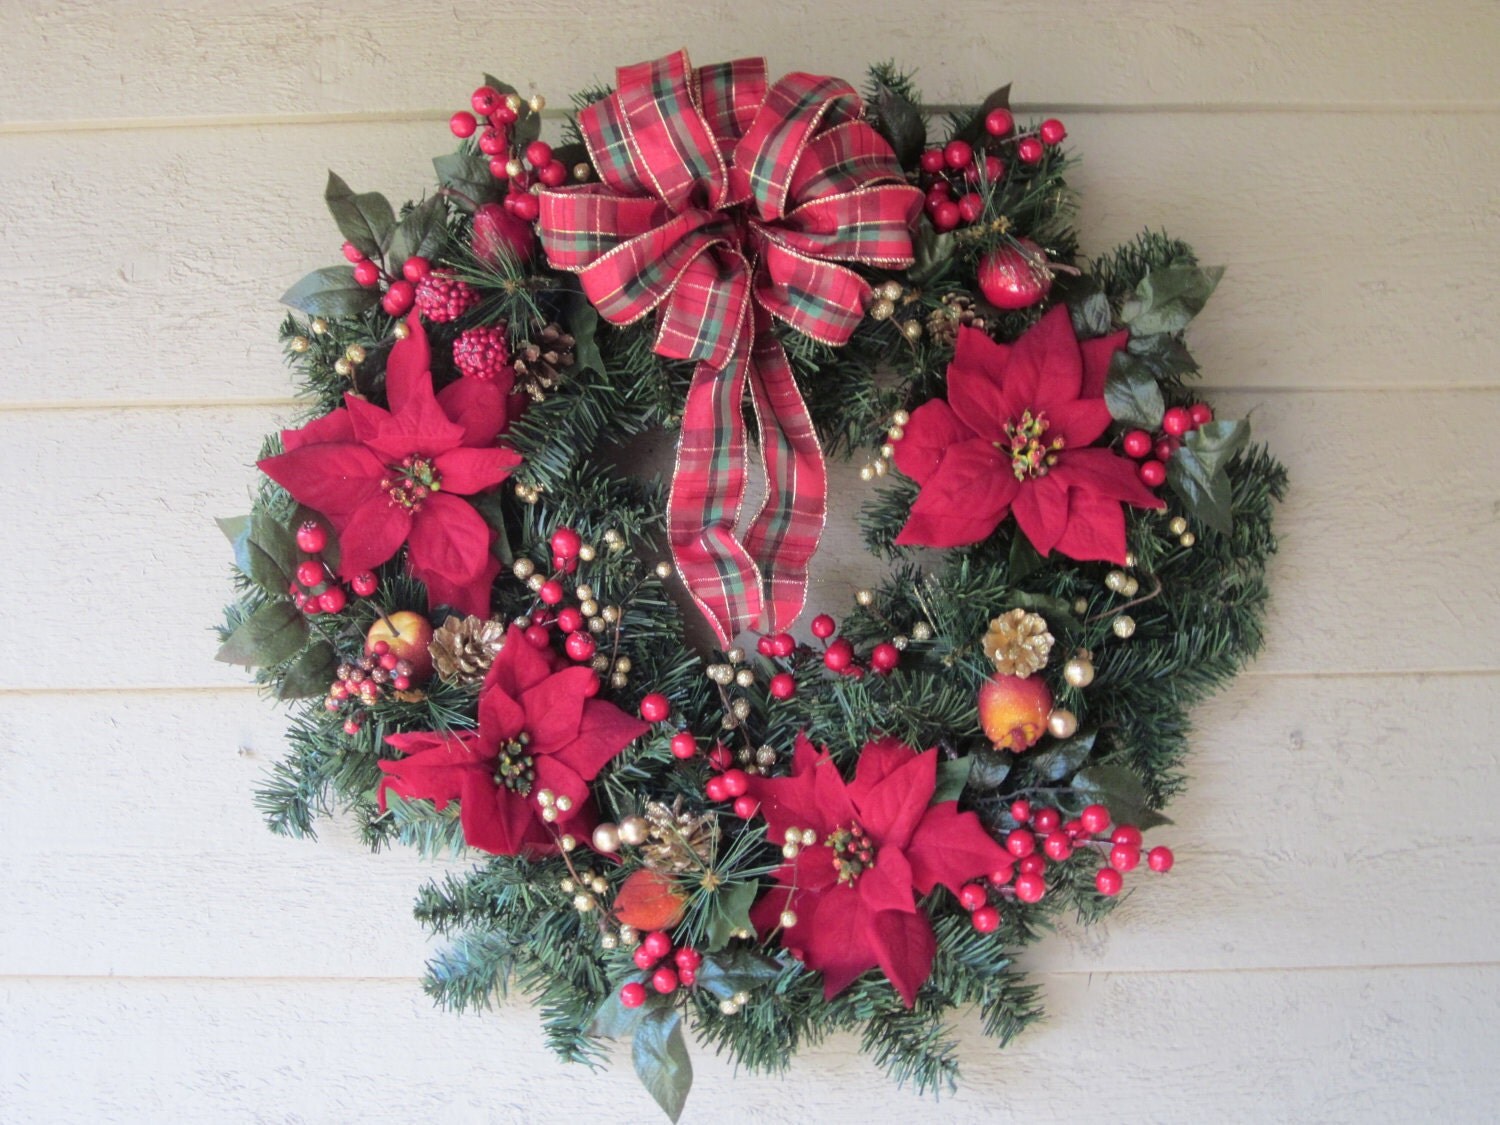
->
[3,2,1499,1121]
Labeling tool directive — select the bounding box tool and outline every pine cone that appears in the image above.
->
[429,614,507,684]
[982,608,1054,678]
[926,293,989,347]
[513,322,576,400]
[639,798,719,874]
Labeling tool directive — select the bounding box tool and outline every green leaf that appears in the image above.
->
[245,508,300,594]
[1167,445,1234,535]
[1182,419,1250,478]
[588,976,661,1038]
[217,515,253,575]
[1070,290,1114,339]
[695,947,783,1001]
[1121,264,1224,336]
[569,295,605,377]
[215,600,308,667]
[967,750,1012,791]
[872,83,926,168]
[1069,765,1171,829]
[932,755,973,803]
[1126,332,1198,381]
[908,221,955,286]
[632,1009,693,1123]
[387,196,448,266]
[275,641,338,700]
[324,171,396,259]
[1104,354,1166,429]
[432,153,501,210]
[1025,729,1097,782]
[1007,532,1043,582]
[280,266,380,318]
[704,879,759,952]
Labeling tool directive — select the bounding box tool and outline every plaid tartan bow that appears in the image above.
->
[538,50,922,645]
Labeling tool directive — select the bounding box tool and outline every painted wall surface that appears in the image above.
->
[3,3,1498,1121]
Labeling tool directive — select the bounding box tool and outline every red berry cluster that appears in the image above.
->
[917,111,1067,233]
[287,521,373,616]
[1121,402,1214,488]
[510,526,622,676]
[620,932,703,1005]
[449,85,569,223]
[810,613,900,679]
[323,640,417,734]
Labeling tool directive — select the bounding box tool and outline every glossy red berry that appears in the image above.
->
[296,560,324,587]
[706,770,729,799]
[350,572,377,597]
[1147,846,1175,873]
[1189,402,1214,427]
[1018,854,1045,877]
[478,127,507,156]
[556,606,584,633]
[524,141,553,168]
[1043,832,1073,861]
[352,260,380,287]
[537,580,564,605]
[296,522,328,553]
[1138,459,1167,487]
[1039,118,1067,145]
[1009,799,1032,823]
[449,111,478,138]
[1032,808,1060,833]
[707,744,733,771]
[642,930,673,960]
[769,673,796,700]
[919,148,946,173]
[810,614,837,639]
[1109,844,1141,872]
[669,732,697,759]
[564,631,595,662]
[537,159,568,188]
[870,643,900,672]
[640,693,671,722]
[341,241,366,263]
[1154,437,1179,463]
[770,632,795,657]
[1014,873,1046,903]
[958,883,988,911]
[1122,429,1153,459]
[931,201,961,232]
[492,104,518,125]
[957,194,984,223]
[943,139,973,169]
[1005,829,1036,858]
[1095,867,1123,896]
[988,862,1015,887]
[1080,804,1112,835]
[651,967,679,994]
[971,905,1001,933]
[757,635,776,656]
[380,280,415,316]
[1161,406,1192,436]
[732,795,759,819]
[984,107,1015,136]
[401,256,432,283]
[392,675,411,691]
[318,587,347,614]
[341,717,360,734]
[1016,137,1044,164]
[673,947,702,972]
[549,527,582,560]
[823,638,855,672]
[471,86,502,115]
[1112,825,1143,847]
[510,192,540,222]
[719,769,750,798]
[523,624,550,649]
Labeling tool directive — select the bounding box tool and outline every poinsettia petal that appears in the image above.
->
[1010,473,1070,556]
[280,407,355,452]
[552,699,650,781]
[868,908,937,1008]
[807,886,881,1001]
[417,551,500,618]
[1004,305,1083,409]
[891,399,970,486]
[257,443,385,524]
[946,329,1011,442]
[1057,447,1167,508]
[457,772,538,855]
[344,394,397,447]
[789,842,841,893]
[377,730,487,811]
[519,667,592,751]
[406,493,492,585]
[360,389,467,464]
[745,742,852,843]
[853,747,936,852]
[1051,487,1130,564]
[334,495,412,578]
[750,874,805,939]
[433,445,523,495]
[905,802,1011,897]
[894,440,1017,548]
[850,736,919,797]
[385,317,432,415]
[857,847,916,915]
[1079,329,1128,400]
[479,680,526,744]
[484,625,555,701]
[1047,397,1114,448]
[438,376,512,447]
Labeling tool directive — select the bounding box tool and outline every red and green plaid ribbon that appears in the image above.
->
[538,50,921,645]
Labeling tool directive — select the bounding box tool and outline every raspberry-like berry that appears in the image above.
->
[413,271,481,323]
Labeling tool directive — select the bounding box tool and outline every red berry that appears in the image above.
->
[564,631,595,663]
[1042,832,1073,862]
[523,624,550,649]
[341,241,366,263]
[524,141,553,168]
[642,930,673,960]
[1005,829,1036,858]
[931,201,961,232]
[919,148,946,174]
[1138,459,1167,487]
[510,192,540,222]
[351,572,377,597]
[620,982,647,1008]
[633,946,658,971]
[492,104,518,125]
[984,108,1015,136]
[296,560,324,587]
[673,947,702,972]
[720,769,750,798]
[1122,429,1153,459]
[556,606,584,633]
[371,641,390,656]
[971,905,1001,933]
[668,732,697,760]
[549,527,582,559]
[1080,804,1112,835]
[1147,846,1175,873]
[1014,873,1046,903]
[823,638,854,672]
[392,675,411,691]
[342,717,360,735]
[478,127,507,156]
[678,965,697,986]
[1064,818,1085,838]
[1189,402,1214,427]
[1039,118,1067,145]
[810,614,837,639]
[296,522,328,553]
[449,111,478,138]
[1161,406,1192,436]
[401,256,432,283]
[1016,137,1044,164]
[352,260,379,287]
[651,967,679,994]
[957,194,984,223]
[732,795,760,819]
[471,86,502,115]
[1095,867,1123,896]
[982,154,1005,181]
[769,672,796,700]
[704,776,729,803]
[871,643,900,672]
[537,159,568,188]
[707,744,733,771]
[770,632,795,657]
[381,280,415,316]
[756,635,775,656]
[1009,799,1032,823]
[640,693,671,723]
[1019,854,1045,877]
[926,180,953,205]
[530,609,550,625]
[958,883,988,911]
[378,653,399,671]
[1154,437,1180,462]
[1112,825,1142,847]
[943,140,973,169]
[318,587,347,614]
[489,157,511,180]
[452,326,510,380]
[1033,808,1060,833]
[988,862,1016,887]
[534,580,562,606]
[1109,844,1141,873]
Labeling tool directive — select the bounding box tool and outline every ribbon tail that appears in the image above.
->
[667,343,764,646]
[741,325,827,634]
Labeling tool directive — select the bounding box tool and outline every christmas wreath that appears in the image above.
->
[217,49,1285,1120]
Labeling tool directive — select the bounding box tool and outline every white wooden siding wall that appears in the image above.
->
[3,2,1498,1120]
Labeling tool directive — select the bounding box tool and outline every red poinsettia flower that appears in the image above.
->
[893,305,1163,563]
[258,318,522,616]
[746,735,1010,1007]
[377,625,649,855]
